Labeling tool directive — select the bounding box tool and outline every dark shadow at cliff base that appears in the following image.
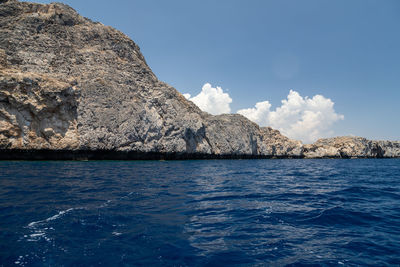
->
[0,150,397,160]
[0,149,296,160]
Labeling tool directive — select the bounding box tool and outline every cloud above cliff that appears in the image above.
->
[183,83,232,115]
[184,84,343,143]
[237,90,344,143]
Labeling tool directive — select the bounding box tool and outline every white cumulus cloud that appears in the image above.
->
[238,90,344,143]
[236,101,272,127]
[184,83,232,115]
[184,83,343,143]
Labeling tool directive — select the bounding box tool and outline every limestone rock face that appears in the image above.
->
[0,68,79,149]
[304,137,400,158]
[259,127,303,157]
[0,0,302,158]
[376,141,400,158]
[0,0,398,159]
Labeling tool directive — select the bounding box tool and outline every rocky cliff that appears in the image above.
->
[0,0,399,159]
[304,137,400,158]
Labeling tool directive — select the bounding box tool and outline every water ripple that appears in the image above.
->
[0,159,399,266]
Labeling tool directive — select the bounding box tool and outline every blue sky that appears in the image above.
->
[24,0,400,141]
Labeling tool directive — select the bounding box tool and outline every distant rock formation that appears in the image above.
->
[0,0,398,159]
[304,136,400,158]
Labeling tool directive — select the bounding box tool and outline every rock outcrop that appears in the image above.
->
[0,0,302,159]
[0,0,398,159]
[303,136,400,158]
[0,68,79,149]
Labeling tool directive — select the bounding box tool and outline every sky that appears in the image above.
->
[23,0,400,142]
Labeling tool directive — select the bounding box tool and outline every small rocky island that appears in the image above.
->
[0,0,399,159]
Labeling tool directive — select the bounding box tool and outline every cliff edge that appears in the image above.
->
[0,0,398,159]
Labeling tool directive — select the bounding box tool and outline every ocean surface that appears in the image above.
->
[0,159,399,266]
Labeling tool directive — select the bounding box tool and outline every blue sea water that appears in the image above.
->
[0,159,399,266]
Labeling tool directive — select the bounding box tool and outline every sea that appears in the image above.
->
[0,159,399,266]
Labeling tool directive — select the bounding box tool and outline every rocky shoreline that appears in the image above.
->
[0,149,298,160]
[0,150,397,160]
[0,0,399,159]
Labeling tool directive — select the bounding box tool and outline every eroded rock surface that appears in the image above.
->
[0,0,303,158]
[0,68,79,149]
[0,0,398,159]
[304,137,400,158]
